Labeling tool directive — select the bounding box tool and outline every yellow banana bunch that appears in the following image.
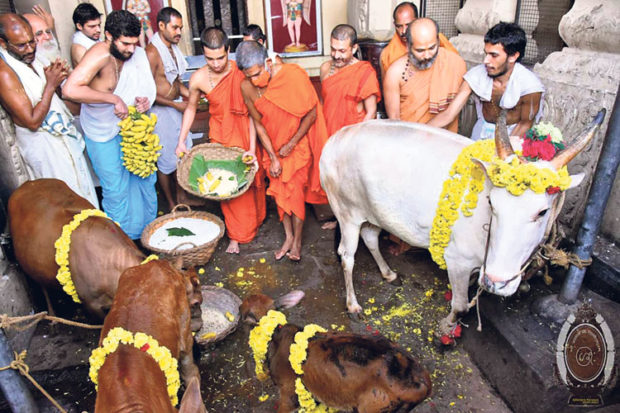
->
[118,106,161,178]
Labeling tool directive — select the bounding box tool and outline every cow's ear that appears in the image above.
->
[178,377,206,413]
[471,158,491,180]
[567,173,585,189]
[274,290,305,310]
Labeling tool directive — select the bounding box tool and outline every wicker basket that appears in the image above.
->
[177,142,258,201]
[140,204,225,267]
[195,286,242,345]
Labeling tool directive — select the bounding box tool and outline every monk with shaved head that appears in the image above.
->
[0,13,97,206]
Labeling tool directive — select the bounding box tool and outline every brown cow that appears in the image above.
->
[8,178,146,318]
[94,259,205,412]
[241,291,432,413]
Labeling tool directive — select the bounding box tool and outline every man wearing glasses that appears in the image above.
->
[0,13,97,207]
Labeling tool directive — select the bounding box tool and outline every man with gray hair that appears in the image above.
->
[237,40,329,262]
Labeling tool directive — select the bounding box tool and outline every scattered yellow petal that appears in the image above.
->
[157,211,163,216]
[214,282,224,288]
[259,258,266,263]
[225,311,235,322]
[215,266,221,271]
[425,289,434,297]
[457,395,464,399]
[200,332,216,340]
[330,324,338,330]
[368,297,375,304]
[198,268,205,275]
[449,402,455,407]
[258,394,269,402]
[364,309,372,315]
[413,328,421,335]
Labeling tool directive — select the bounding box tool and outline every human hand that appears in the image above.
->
[278,141,294,158]
[33,5,54,32]
[175,141,187,158]
[173,100,188,112]
[113,96,128,119]
[44,59,68,88]
[269,157,282,178]
[134,97,150,113]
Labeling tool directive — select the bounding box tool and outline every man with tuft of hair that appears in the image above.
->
[242,23,282,64]
[175,28,266,254]
[236,40,329,262]
[0,13,97,206]
[384,18,465,131]
[63,10,157,239]
[71,2,102,67]
[380,2,457,81]
[428,22,544,141]
[146,7,191,211]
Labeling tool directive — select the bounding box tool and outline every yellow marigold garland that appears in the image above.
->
[429,139,572,270]
[54,209,110,303]
[89,327,181,406]
[141,254,159,264]
[248,310,287,380]
[289,324,336,413]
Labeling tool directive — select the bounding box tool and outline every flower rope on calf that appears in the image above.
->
[89,327,181,406]
[54,209,111,303]
[248,310,287,380]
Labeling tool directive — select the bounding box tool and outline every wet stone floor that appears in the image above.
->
[3,200,513,413]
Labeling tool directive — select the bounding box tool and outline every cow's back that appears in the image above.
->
[8,179,95,286]
[320,120,471,247]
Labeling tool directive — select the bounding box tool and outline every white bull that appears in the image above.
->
[319,111,604,335]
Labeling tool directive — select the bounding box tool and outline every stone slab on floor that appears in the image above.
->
[461,282,620,413]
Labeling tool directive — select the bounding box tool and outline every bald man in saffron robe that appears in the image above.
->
[176,28,265,254]
[237,40,328,262]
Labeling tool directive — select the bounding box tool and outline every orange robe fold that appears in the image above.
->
[321,61,381,136]
[255,64,329,220]
[207,61,266,243]
[380,32,458,75]
[399,48,466,132]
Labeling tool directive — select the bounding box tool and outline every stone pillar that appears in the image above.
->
[533,0,620,239]
[450,0,517,65]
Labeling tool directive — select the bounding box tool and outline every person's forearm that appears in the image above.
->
[177,102,196,147]
[249,119,257,154]
[25,84,56,130]
[427,111,455,128]
[362,96,377,121]
[255,120,277,160]
[63,84,117,105]
[154,93,179,109]
[289,106,316,146]
[511,121,534,140]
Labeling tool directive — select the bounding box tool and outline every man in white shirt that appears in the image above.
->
[70,2,102,67]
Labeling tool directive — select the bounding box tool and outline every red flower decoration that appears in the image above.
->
[522,135,556,161]
[373,329,380,336]
[440,335,454,345]
[366,325,373,331]
[444,291,452,301]
[452,324,462,338]
[546,186,561,195]
[140,343,150,352]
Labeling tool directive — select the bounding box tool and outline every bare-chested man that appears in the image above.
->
[145,6,190,211]
[62,10,157,239]
[428,22,544,140]
[71,2,102,67]
[175,28,266,254]
[0,13,97,206]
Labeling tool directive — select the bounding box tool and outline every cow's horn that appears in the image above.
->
[495,109,514,160]
[550,109,606,169]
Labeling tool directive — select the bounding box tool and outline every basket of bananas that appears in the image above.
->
[177,143,258,201]
[118,106,162,178]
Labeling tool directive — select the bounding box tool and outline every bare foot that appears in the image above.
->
[275,238,293,260]
[286,244,301,262]
[321,220,337,230]
[226,240,240,254]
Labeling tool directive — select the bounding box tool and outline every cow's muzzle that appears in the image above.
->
[479,271,522,296]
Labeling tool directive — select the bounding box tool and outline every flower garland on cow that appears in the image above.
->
[248,311,336,412]
[88,327,181,406]
[54,209,112,303]
[429,122,569,270]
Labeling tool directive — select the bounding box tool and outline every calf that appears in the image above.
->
[241,291,431,413]
[8,178,146,318]
[94,259,205,413]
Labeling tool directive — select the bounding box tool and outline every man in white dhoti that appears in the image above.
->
[70,2,101,67]
[0,14,98,207]
[145,7,191,210]
[63,10,157,239]
[428,22,544,140]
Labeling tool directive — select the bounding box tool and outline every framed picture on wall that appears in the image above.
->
[265,0,322,57]
[104,0,170,47]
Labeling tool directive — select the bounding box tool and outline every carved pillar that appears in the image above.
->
[533,0,620,239]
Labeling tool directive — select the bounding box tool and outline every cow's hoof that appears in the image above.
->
[386,275,402,286]
[347,311,365,323]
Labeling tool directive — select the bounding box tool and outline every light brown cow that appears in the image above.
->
[8,178,144,318]
[241,291,432,413]
[94,259,205,412]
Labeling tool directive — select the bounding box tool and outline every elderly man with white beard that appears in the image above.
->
[23,11,61,66]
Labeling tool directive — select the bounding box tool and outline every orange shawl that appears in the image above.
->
[206,61,266,242]
[380,32,458,75]
[321,61,381,136]
[399,48,466,132]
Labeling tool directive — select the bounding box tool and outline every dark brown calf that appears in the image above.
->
[241,292,431,413]
[94,260,205,413]
[8,179,144,318]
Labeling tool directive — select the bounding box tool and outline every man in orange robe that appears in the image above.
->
[176,27,265,254]
[380,2,458,81]
[237,40,328,261]
[320,24,381,136]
